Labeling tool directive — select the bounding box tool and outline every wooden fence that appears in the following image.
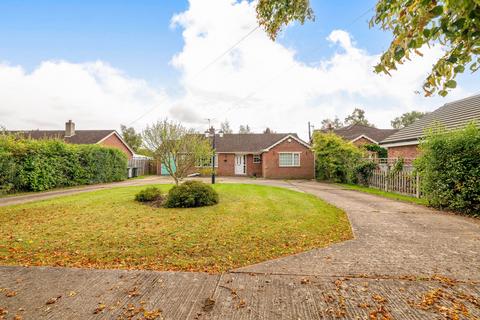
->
[127,158,157,177]
[368,168,421,198]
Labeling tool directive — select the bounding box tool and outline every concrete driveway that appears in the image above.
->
[0,179,479,319]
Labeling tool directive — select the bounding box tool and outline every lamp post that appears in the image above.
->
[205,127,223,184]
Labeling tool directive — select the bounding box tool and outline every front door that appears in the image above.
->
[234,154,246,175]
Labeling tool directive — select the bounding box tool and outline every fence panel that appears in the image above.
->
[127,158,156,176]
[367,168,421,198]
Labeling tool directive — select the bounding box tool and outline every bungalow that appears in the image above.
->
[198,132,315,179]
[6,120,135,159]
[316,123,398,147]
[380,94,480,159]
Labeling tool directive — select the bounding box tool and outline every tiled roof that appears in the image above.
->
[381,94,480,145]
[318,124,398,143]
[214,133,305,153]
[5,130,116,144]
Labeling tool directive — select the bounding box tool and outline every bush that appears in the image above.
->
[312,132,363,183]
[135,187,163,202]
[415,122,480,215]
[164,181,219,208]
[0,135,128,192]
[354,160,377,186]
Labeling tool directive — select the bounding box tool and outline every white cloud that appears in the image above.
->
[0,60,169,131]
[169,0,471,138]
[0,0,473,139]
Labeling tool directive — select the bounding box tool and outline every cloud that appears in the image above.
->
[0,0,473,138]
[0,60,169,131]
[169,0,471,138]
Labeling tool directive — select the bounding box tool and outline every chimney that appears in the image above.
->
[65,120,75,137]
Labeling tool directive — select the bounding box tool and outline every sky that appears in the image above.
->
[0,0,478,140]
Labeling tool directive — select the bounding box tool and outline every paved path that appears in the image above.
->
[1,180,479,319]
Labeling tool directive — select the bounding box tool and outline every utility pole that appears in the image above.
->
[308,122,314,143]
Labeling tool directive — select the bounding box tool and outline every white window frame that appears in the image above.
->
[278,152,301,167]
[253,154,262,163]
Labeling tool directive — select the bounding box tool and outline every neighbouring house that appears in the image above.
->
[317,124,398,148]
[6,120,135,159]
[195,132,315,179]
[380,94,480,159]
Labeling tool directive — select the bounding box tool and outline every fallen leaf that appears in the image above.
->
[93,303,106,314]
[46,296,61,305]
[5,291,17,298]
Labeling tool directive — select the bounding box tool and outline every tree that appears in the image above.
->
[220,120,233,134]
[142,119,212,185]
[239,125,252,134]
[120,125,142,152]
[255,1,479,96]
[344,108,374,127]
[263,127,275,133]
[371,1,480,96]
[256,0,314,40]
[321,117,343,130]
[391,111,426,129]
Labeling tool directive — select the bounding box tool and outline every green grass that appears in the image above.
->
[0,184,352,273]
[338,183,428,206]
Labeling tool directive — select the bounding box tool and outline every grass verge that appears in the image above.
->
[337,183,428,206]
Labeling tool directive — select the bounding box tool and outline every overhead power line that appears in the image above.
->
[127,25,260,126]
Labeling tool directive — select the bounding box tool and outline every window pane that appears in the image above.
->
[293,153,300,166]
[279,153,293,166]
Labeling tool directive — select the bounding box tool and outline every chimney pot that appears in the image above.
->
[65,120,75,137]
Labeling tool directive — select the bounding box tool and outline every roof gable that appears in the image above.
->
[381,94,480,145]
[319,124,398,143]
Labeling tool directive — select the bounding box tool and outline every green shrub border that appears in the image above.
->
[0,135,127,193]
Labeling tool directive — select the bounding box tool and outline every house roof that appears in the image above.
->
[380,94,480,146]
[6,130,117,144]
[319,124,398,143]
[214,133,308,153]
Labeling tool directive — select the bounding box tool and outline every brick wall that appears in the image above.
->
[387,144,420,159]
[352,137,375,147]
[217,153,235,176]
[262,139,314,179]
[99,134,133,159]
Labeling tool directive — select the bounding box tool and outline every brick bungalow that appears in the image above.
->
[316,123,398,148]
[198,133,315,179]
[6,120,135,159]
[380,94,480,159]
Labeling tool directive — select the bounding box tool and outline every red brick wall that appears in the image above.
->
[217,153,235,176]
[99,134,133,159]
[246,154,263,177]
[262,139,314,179]
[387,144,420,159]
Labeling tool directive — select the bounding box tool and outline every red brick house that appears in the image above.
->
[199,133,314,179]
[380,94,480,159]
[6,120,135,159]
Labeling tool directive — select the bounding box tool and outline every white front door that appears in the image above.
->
[234,154,246,175]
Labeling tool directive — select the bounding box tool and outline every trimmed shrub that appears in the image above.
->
[135,187,163,202]
[415,122,480,215]
[312,132,363,183]
[0,135,127,192]
[354,160,377,186]
[164,181,219,208]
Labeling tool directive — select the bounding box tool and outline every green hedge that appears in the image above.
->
[312,132,363,183]
[0,135,127,193]
[415,122,480,215]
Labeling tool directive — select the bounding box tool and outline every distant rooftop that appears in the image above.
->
[317,123,398,143]
[5,130,116,144]
[381,94,480,145]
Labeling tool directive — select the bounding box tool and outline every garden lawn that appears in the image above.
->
[0,184,352,273]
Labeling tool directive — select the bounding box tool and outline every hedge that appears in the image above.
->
[0,135,128,193]
[415,122,480,215]
[312,131,363,183]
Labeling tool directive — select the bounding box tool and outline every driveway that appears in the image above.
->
[0,179,479,319]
